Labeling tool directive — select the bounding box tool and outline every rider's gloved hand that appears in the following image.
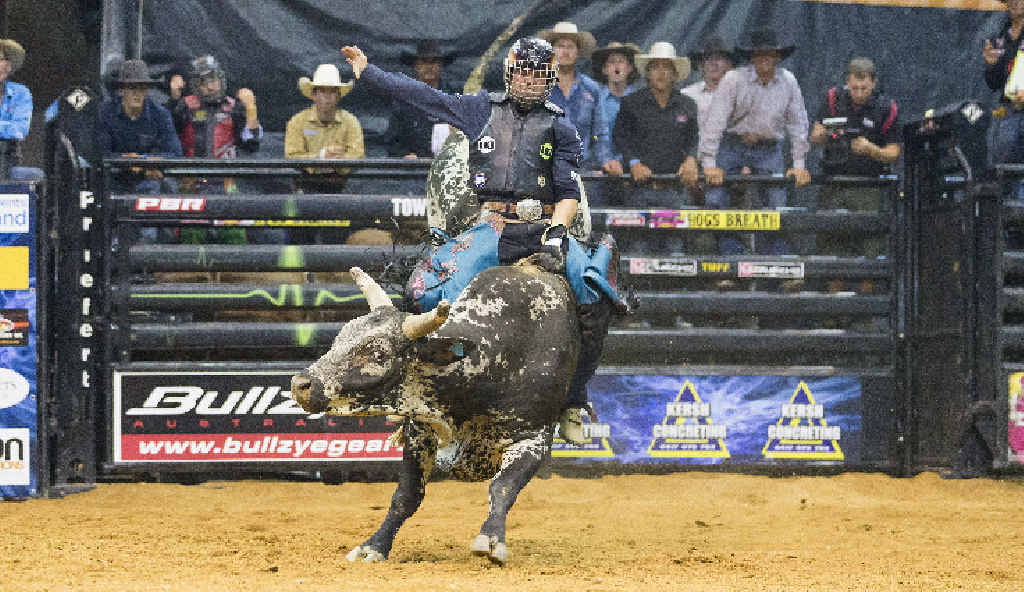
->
[538,223,569,273]
[541,223,568,247]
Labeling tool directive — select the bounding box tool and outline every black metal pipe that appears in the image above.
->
[128,244,425,272]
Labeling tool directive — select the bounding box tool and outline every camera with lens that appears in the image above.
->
[821,116,863,171]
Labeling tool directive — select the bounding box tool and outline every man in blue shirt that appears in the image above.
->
[97,59,182,194]
[593,42,641,169]
[0,39,32,179]
[98,59,182,243]
[0,39,30,142]
[538,22,616,176]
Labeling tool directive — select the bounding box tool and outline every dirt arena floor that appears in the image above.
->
[3,471,1023,591]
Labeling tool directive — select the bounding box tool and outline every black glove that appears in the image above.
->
[537,223,569,273]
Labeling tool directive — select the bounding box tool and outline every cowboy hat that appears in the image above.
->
[0,39,24,72]
[115,59,160,86]
[537,22,597,58]
[736,29,796,60]
[298,64,354,100]
[591,41,642,81]
[400,39,456,66]
[688,37,737,65]
[635,42,691,80]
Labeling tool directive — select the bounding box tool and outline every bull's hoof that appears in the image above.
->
[345,545,387,562]
[470,534,509,566]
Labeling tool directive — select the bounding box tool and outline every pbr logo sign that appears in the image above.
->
[0,428,30,485]
[135,197,206,212]
[113,371,402,463]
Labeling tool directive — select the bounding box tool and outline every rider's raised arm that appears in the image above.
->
[363,64,486,133]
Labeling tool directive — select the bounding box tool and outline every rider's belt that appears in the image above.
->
[481,199,553,222]
[725,132,779,148]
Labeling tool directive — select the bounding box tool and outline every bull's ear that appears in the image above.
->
[414,336,475,365]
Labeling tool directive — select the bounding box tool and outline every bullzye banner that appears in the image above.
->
[113,371,403,463]
[0,186,37,498]
[553,375,861,465]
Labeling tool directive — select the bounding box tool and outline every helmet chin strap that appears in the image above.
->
[511,95,537,111]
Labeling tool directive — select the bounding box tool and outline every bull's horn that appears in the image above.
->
[350,266,393,310]
[402,300,450,339]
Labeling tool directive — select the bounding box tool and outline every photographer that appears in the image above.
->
[810,57,900,266]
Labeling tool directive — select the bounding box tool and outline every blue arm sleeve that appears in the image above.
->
[362,64,490,138]
[590,97,613,165]
[44,99,59,123]
[553,116,582,201]
[156,105,183,157]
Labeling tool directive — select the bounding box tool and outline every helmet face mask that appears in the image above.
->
[189,55,227,102]
[504,38,557,108]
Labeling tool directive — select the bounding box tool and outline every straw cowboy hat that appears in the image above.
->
[400,39,456,66]
[537,22,597,58]
[0,39,25,72]
[736,29,796,60]
[298,64,354,100]
[688,37,737,66]
[591,41,642,81]
[115,59,160,86]
[635,42,691,80]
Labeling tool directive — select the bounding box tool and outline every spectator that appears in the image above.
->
[97,59,182,195]
[97,59,182,244]
[387,40,456,158]
[285,64,364,188]
[700,28,811,257]
[683,37,736,135]
[592,41,641,204]
[810,57,899,307]
[285,63,364,243]
[166,55,263,244]
[612,41,698,255]
[0,39,31,178]
[538,22,616,175]
[985,0,1024,169]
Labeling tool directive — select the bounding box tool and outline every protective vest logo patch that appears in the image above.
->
[477,136,495,154]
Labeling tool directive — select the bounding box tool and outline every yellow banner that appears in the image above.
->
[0,247,29,290]
[800,0,1004,10]
[653,210,781,231]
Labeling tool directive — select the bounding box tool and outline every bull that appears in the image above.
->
[290,261,578,565]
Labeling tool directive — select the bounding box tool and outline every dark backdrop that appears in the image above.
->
[132,0,1007,142]
[10,0,1010,162]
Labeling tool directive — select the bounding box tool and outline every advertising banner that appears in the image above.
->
[0,187,37,498]
[553,375,861,465]
[1008,372,1024,464]
[113,371,403,464]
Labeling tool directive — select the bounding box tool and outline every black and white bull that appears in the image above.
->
[290,262,578,565]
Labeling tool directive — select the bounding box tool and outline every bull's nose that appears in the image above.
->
[290,373,328,413]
